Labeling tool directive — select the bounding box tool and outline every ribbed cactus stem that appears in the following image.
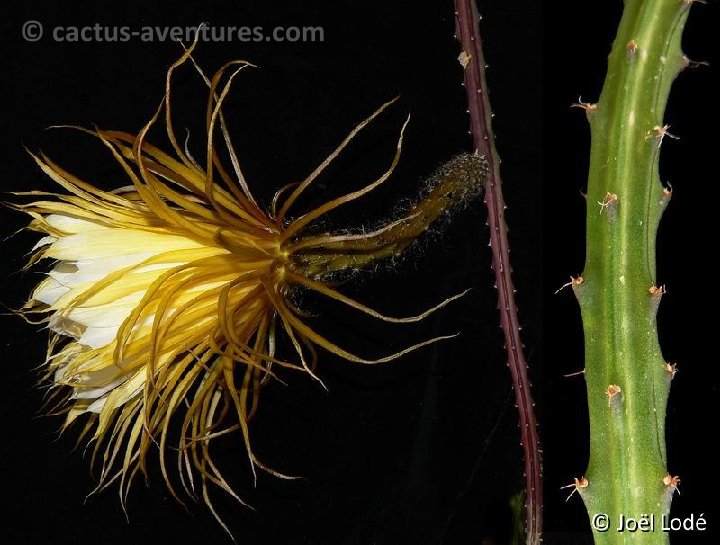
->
[572,1,691,543]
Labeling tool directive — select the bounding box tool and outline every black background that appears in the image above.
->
[0,1,717,545]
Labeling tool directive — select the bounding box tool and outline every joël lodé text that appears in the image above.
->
[591,513,708,533]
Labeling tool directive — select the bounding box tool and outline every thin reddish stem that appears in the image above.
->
[453,1,542,543]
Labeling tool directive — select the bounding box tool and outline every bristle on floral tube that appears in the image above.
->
[288,152,488,277]
[8,41,487,535]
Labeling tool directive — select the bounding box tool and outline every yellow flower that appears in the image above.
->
[12,42,486,531]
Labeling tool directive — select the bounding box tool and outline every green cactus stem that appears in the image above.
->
[569,1,692,543]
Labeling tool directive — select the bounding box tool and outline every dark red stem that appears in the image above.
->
[453,1,542,543]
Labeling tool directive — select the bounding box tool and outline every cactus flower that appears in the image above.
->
[11,43,487,530]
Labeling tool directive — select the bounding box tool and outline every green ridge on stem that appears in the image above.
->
[572,1,691,543]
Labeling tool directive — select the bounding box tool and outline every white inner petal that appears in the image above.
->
[66,291,145,328]
[91,372,145,414]
[56,277,228,350]
[42,254,180,312]
[78,325,123,349]
[45,214,110,234]
[72,375,130,400]
[34,277,70,305]
[49,252,170,287]
[45,228,209,261]
[87,396,109,413]
[32,235,57,251]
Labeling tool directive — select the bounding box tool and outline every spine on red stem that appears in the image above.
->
[453,1,542,543]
